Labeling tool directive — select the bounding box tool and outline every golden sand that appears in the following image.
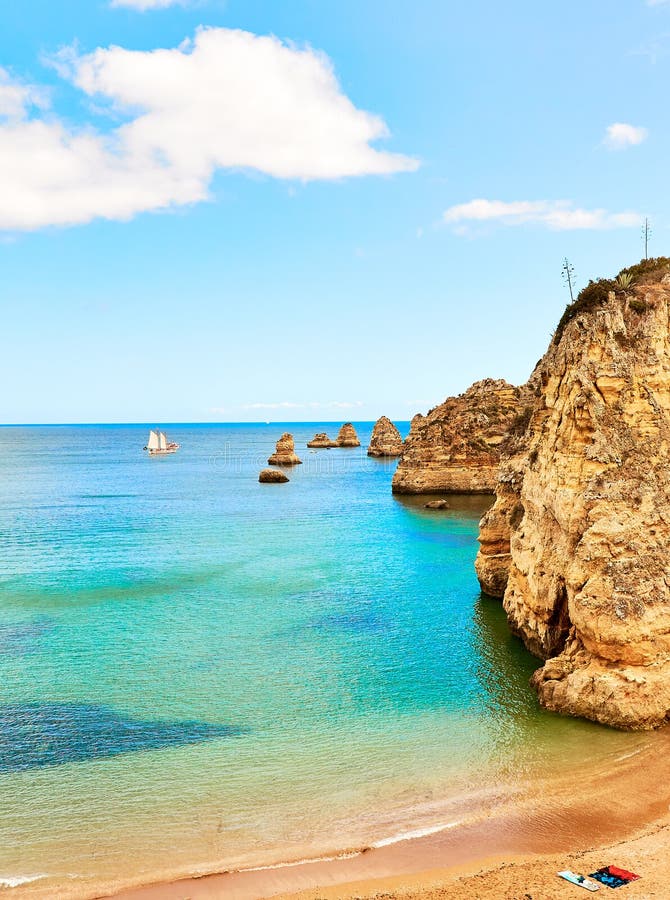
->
[112,729,670,900]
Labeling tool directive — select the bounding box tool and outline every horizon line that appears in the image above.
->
[0,419,413,427]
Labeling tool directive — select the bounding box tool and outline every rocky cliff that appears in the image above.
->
[367,416,403,457]
[392,379,527,494]
[336,423,361,447]
[476,258,670,730]
[268,433,302,466]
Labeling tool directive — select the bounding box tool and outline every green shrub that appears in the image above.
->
[617,257,670,284]
[616,272,635,290]
[553,278,617,344]
[629,298,649,314]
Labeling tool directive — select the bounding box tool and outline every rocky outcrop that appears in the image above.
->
[424,499,451,510]
[392,379,528,494]
[268,433,302,466]
[259,469,289,483]
[476,258,670,730]
[335,423,361,447]
[367,417,403,457]
[307,433,337,448]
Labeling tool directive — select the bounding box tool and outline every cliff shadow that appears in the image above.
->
[471,593,542,720]
[392,492,493,521]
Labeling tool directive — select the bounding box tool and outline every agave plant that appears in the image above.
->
[616,272,636,289]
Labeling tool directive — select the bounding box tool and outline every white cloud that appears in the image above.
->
[443,199,642,232]
[0,67,48,118]
[242,401,364,410]
[648,1,670,6]
[110,0,191,9]
[0,27,417,231]
[604,122,648,149]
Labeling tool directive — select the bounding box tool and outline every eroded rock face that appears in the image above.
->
[307,433,337,448]
[367,417,403,457]
[259,469,289,483]
[268,433,302,466]
[336,423,361,447]
[476,263,670,729]
[392,379,527,494]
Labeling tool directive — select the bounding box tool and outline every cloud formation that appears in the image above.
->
[0,68,48,117]
[604,122,648,149]
[242,401,364,411]
[110,0,189,9]
[443,199,641,232]
[0,28,417,230]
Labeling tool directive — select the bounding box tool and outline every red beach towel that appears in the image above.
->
[606,866,640,882]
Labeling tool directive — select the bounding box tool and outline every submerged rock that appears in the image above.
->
[392,379,528,494]
[424,499,450,509]
[259,469,289,483]
[367,416,403,457]
[335,423,361,447]
[0,702,243,772]
[476,258,670,730]
[267,433,302,466]
[307,432,337,448]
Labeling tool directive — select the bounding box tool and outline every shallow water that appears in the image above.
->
[0,424,647,897]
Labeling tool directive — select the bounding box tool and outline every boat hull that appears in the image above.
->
[145,445,180,455]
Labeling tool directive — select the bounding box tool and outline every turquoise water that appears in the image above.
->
[0,425,643,898]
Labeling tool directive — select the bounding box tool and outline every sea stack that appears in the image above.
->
[259,469,289,483]
[367,417,403,457]
[335,423,361,447]
[267,433,302,466]
[476,258,670,730]
[307,433,337,448]
[392,379,528,494]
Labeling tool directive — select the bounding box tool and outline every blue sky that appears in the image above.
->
[1,0,668,423]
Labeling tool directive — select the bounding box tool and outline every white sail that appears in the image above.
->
[147,430,160,451]
[159,431,168,451]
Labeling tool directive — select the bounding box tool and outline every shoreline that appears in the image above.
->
[108,728,670,900]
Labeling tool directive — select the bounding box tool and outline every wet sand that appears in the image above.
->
[111,729,670,900]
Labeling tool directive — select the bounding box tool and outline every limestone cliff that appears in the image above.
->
[268,433,302,466]
[335,423,361,447]
[392,379,527,494]
[367,417,403,457]
[476,258,670,730]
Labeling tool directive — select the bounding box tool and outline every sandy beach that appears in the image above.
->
[111,728,670,900]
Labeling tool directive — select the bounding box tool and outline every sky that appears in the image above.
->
[1,0,669,423]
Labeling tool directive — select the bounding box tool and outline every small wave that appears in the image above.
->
[371,820,462,848]
[242,850,362,872]
[0,874,47,888]
[236,820,465,874]
[615,747,645,762]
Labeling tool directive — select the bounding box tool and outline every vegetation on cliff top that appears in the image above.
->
[553,256,670,345]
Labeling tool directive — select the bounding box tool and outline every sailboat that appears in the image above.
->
[144,429,180,455]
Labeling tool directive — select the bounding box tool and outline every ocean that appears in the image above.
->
[0,424,645,898]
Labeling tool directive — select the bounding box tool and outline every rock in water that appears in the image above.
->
[476,259,670,729]
[259,469,289,483]
[267,433,302,466]
[335,423,361,447]
[392,379,528,494]
[367,417,403,457]
[307,433,337,448]
[424,499,450,509]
